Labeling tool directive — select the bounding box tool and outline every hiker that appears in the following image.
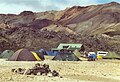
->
[83,51,88,57]
[88,52,96,61]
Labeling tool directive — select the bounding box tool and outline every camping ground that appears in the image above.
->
[0,56,120,82]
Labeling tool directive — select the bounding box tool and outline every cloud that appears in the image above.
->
[0,3,34,14]
[0,0,120,14]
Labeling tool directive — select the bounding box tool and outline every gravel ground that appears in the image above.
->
[0,58,120,82]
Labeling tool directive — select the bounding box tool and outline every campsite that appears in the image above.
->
[0,43,120,82]
[0,0,120,82]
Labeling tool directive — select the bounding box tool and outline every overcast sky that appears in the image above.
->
[0,0,120,14]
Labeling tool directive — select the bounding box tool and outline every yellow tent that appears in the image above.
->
[97,55,102,59]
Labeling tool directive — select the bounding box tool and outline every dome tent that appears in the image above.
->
[8,49,42,61]
[0,50,14,59]
[52,52,81,61]
[73,49,83,57]
[31,51,45,60]
[103,51,120,59]
[39,49,47,55]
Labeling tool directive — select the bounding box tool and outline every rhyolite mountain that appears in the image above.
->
[0,2,120,53]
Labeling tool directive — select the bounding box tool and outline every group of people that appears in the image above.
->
[83,51,99,61]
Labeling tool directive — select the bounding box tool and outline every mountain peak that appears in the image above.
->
[19,11,34,16]
[107,2,120,5]
[110,2,119,4]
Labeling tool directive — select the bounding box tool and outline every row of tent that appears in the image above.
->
[0,49,45,61]
[39,49,120,60]
[0,49,120,61]
[0,49,80,61]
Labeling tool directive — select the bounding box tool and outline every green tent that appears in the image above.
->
[73,50,88,61]
[103,51,120,59]
[73,49,82,58]
[52,53,81,61]
[0,50,14,59]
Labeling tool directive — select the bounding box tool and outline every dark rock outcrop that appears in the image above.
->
[0,2,120,53]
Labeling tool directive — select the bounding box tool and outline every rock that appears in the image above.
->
[12,63,60,77]
[23,69,31,75]
[60,76,63,78]
[47,73,53,77]
[52,70,59,77]
[37,72,41,75]
[11,69,15,72]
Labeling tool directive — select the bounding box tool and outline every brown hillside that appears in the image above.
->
[0,2,120,53]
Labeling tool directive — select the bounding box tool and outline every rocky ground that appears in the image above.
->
[0,57,120,82]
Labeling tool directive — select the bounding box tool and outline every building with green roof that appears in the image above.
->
[51,43,85,53]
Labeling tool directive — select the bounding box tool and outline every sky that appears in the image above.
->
[0,0,120,14]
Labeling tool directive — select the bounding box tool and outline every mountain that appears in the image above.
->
[0,2,120,53]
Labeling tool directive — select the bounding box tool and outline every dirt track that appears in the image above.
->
[0,58,120,82]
